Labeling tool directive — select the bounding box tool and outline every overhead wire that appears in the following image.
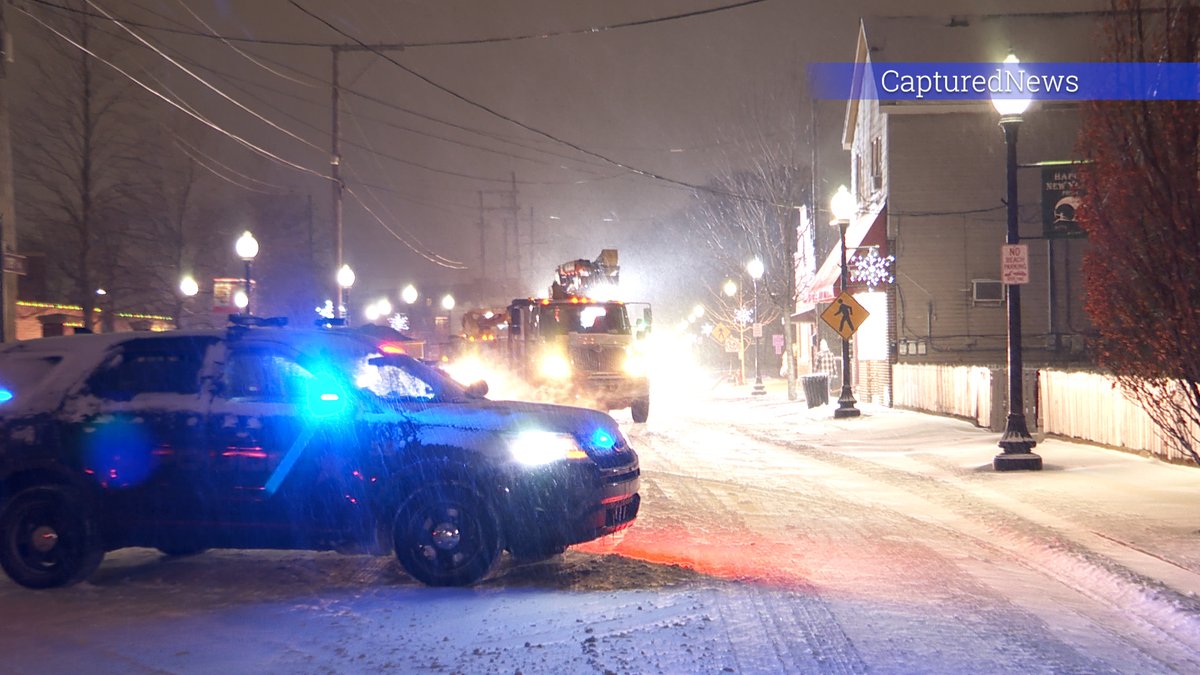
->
[29,0,770,49]
[288,0,790,208]
[170,0,320,89]
[15,3,331,182]
[20,1,467,269]
[341,96,467,268]
[82,0,326,155]
[168,129,291,194]
[75,3,624,185]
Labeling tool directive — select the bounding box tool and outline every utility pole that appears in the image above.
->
[478,191,486,281]
[479,175,520,297]
[0,3,16,342]
[330,47,343,313]
[328,42,406,309]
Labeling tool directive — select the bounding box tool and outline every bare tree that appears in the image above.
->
[1078,0,1200,462]
[14,3,146,330]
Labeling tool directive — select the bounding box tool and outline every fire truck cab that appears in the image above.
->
[505,250,652,422]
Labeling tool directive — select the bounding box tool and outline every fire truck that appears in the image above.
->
[506,250,653,422]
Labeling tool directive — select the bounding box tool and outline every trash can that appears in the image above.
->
[800,374,829,408]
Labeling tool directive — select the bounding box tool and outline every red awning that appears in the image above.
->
[800,202,887,304]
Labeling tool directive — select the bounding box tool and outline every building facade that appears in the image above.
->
[804,12,1102,407]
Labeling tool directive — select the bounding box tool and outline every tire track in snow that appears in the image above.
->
[726,418,1200,672]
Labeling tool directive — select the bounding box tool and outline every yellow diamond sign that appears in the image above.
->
[820,291,869,340]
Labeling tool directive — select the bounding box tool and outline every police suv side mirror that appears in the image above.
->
[465,380,489,399]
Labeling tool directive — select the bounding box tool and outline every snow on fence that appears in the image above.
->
[893,363,998,429]
[894,364,1195,463]
[1038,369,1197,463]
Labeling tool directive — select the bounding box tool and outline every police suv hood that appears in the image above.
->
[404,399,623,446]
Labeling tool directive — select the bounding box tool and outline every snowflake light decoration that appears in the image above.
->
[849,249,895,290]
[734,307,753,326]
[389,314,411,332]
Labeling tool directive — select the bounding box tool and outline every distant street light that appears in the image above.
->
[235,231,258,315]
[990,52,1041,471]
[178,275,199,329]
[441,294,456,336]
[724,279,744,385]
[401,284,418,305]
[337,264,355,325]
[747,258,766,396]
[830,185,860,418]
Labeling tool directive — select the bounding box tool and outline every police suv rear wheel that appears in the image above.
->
[0,485,105,589]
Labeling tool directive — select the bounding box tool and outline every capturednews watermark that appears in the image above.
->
[808,62,1200,101]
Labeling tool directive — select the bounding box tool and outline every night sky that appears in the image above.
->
[9,0,1105,316]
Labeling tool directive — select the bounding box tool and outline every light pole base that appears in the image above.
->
[993,452,1043,471]
[751,381,766,396]
[834,388,860,418]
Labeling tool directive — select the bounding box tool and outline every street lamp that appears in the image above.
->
[441,294,456,335]
[235,230,258,315]
[746,258,766,396]
[337,264,355,326]
[178,275,199,329]
[401,283,418,305]
[830,185,861,418]
[990,52,1041,471]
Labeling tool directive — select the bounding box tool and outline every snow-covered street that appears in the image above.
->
[3,377,1200,674]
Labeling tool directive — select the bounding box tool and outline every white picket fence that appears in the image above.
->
[1038,370,1197,463]
[893,364,1196,463]
[893,364,998,429]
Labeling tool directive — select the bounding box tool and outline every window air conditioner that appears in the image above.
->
[972,279,1005,304]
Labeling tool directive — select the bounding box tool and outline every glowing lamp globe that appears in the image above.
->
[830,185,856,223]
[235,231,259,261]
[991,53,1032,117]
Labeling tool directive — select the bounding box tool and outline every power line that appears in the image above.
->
[64,3,625,185]
[28,0,770,49]
[16,3,330,182]
[290,1,791,209]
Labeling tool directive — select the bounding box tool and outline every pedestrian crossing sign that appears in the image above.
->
[820,291,869,340]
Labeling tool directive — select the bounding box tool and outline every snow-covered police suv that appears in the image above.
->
[0,318,639,588]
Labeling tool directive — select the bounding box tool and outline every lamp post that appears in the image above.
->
[830,185,861,418]
[746,258,766,396]
[991,53,1041,471]
[724,279,745,385]
[179,275,198,329]
[235,231,258,315]
[441,294,456,335]
[337,264,355,326]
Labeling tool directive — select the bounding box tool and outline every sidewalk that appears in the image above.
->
[700,376,1200,604]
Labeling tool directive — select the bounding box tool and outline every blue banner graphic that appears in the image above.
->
[808,63,1200,101]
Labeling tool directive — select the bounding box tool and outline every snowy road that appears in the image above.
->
[2,382,1200,673]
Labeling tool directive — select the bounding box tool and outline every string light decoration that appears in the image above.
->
[849,248,895,290]
[389,314,411,332]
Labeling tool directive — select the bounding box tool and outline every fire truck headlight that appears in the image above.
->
[508,431,588,466]
[623,352,648,377]
[539,353,571,380]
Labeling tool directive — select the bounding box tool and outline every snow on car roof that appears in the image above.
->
[0,327,383,417]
